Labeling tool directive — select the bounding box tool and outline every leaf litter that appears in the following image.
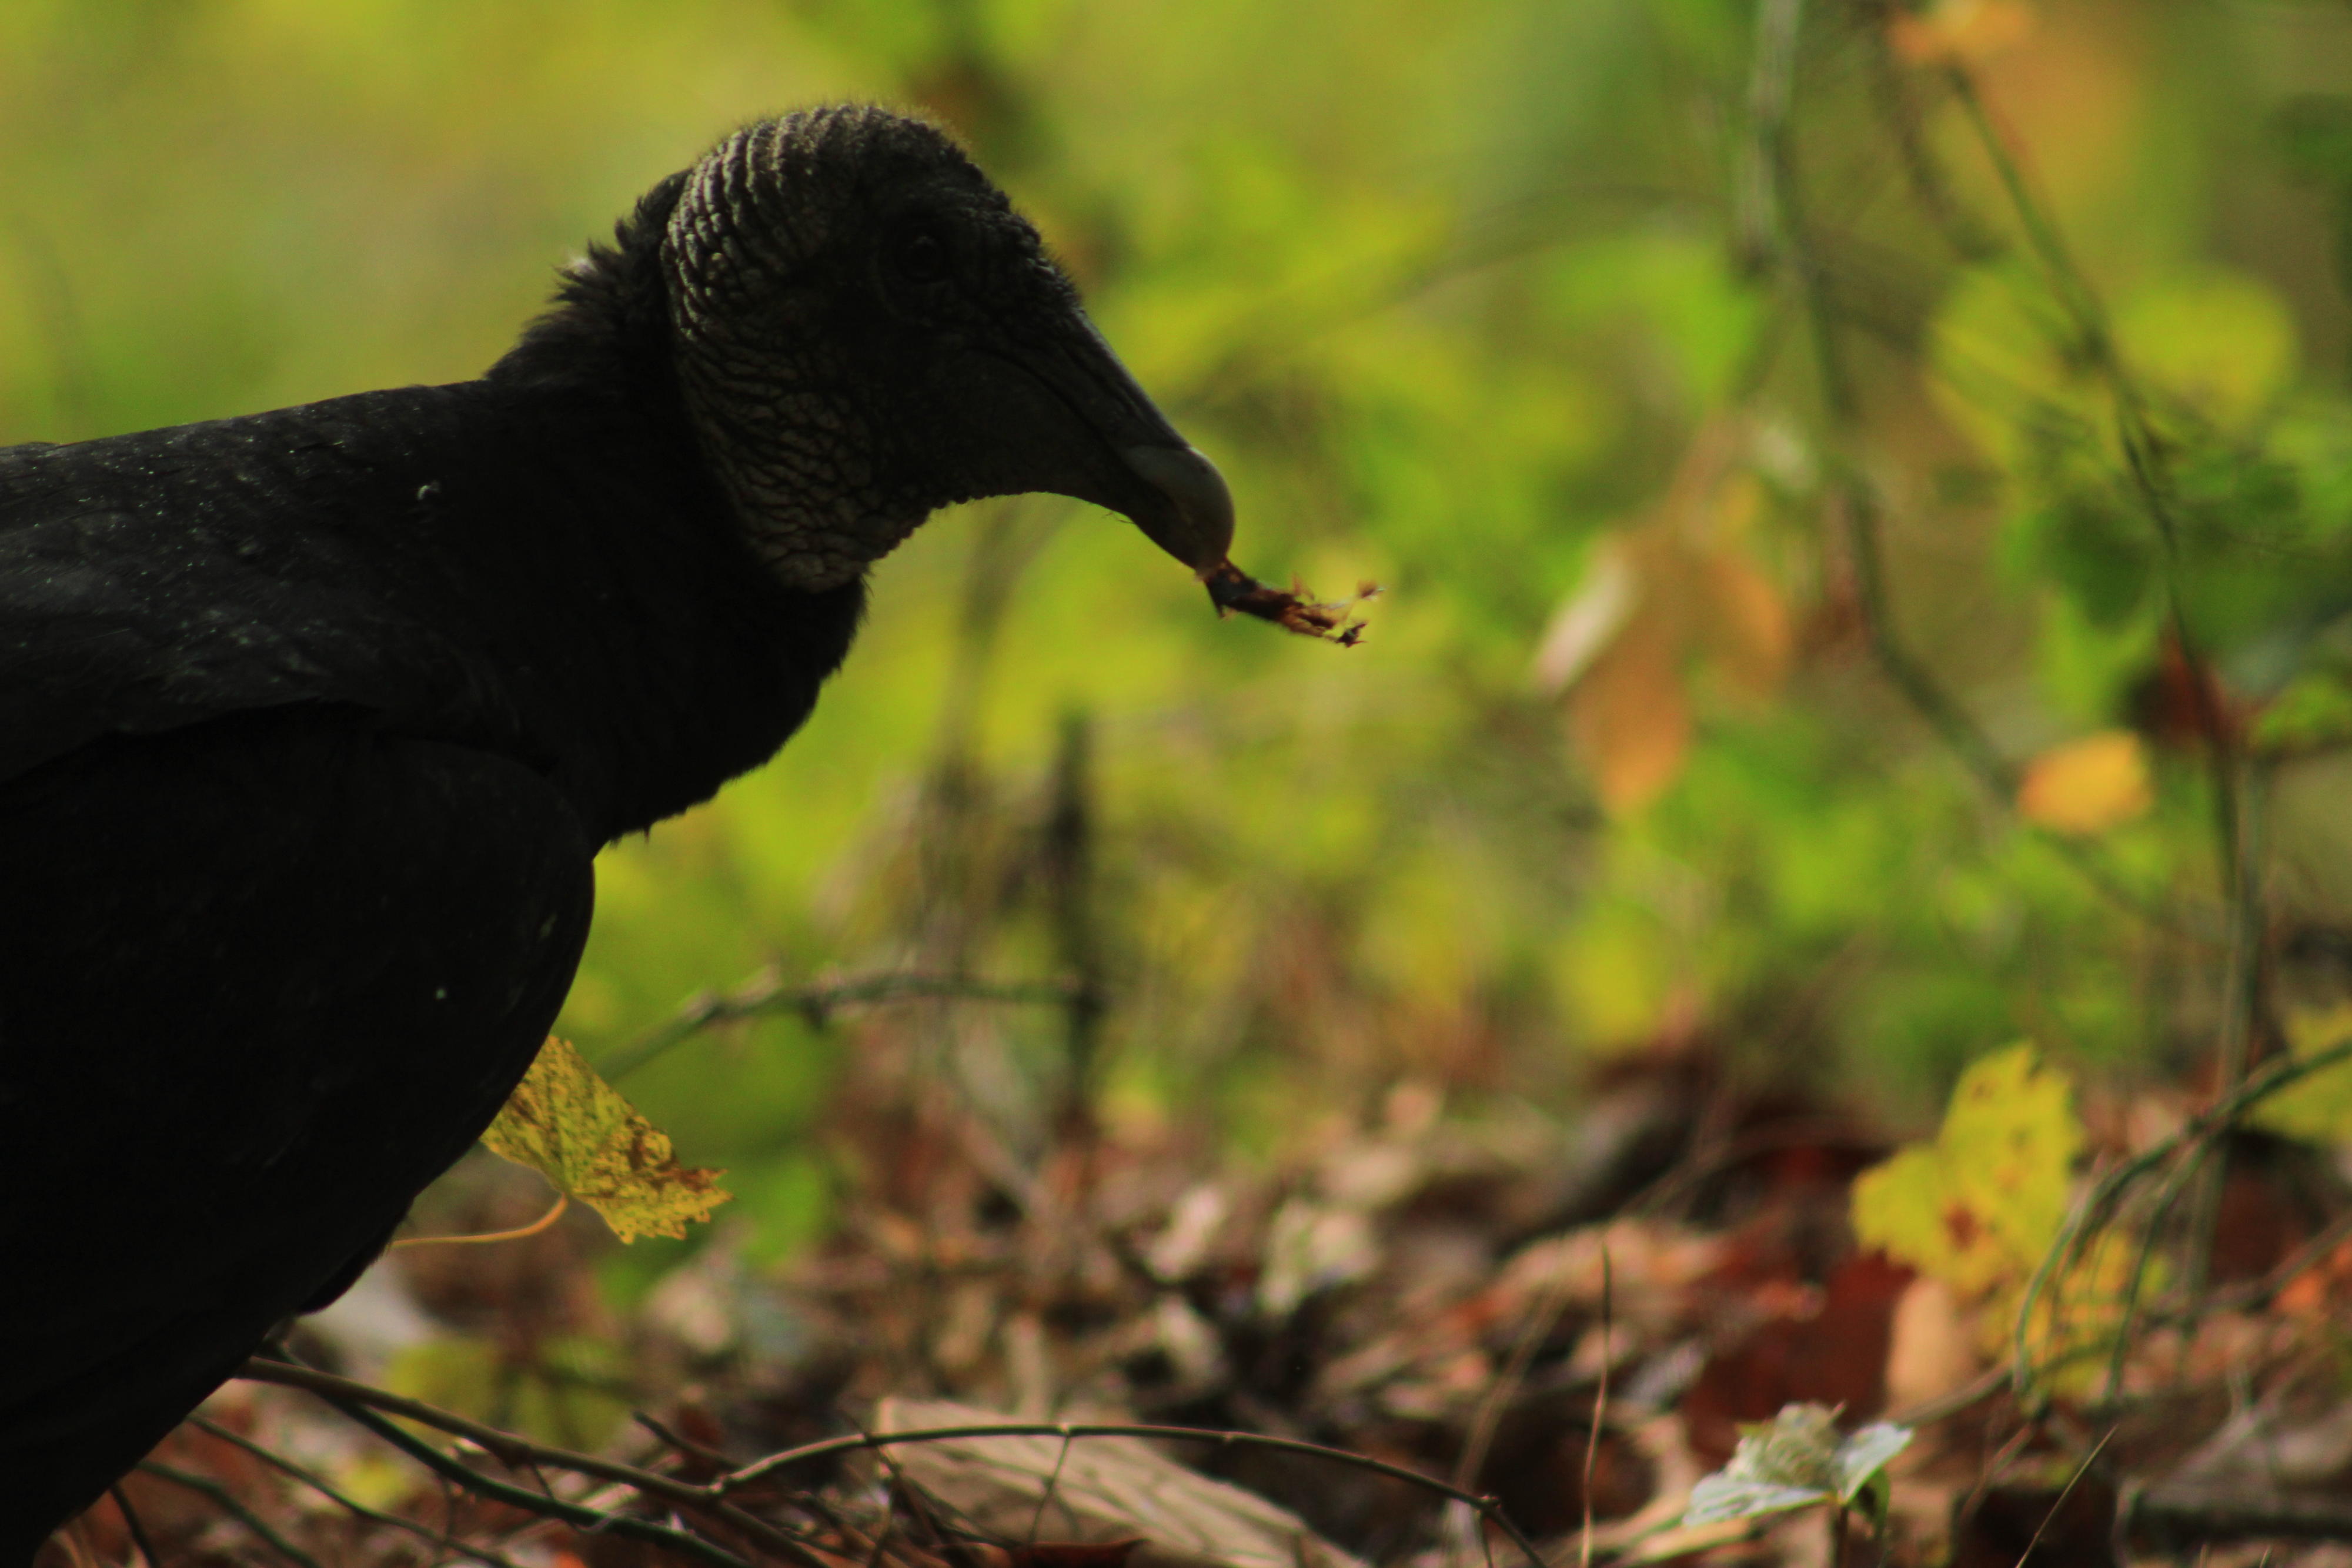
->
[75,1028,2352,1568]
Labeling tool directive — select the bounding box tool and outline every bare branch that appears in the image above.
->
[136,1460,325,1568]
[107,1484,162,1568]
[600,971,1084,1081]
[189,1416,527,1568]
[241,1356,791,1568]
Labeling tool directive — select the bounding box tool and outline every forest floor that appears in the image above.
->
[46,1031,2352,1568]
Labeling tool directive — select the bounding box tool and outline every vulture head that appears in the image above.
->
[659,105,1234,591]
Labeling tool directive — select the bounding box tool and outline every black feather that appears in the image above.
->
[0,105,1221,1557]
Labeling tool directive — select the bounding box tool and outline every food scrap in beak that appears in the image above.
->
[1202,559,1381,646]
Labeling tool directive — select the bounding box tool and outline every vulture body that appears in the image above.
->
[0,106,1231,1557]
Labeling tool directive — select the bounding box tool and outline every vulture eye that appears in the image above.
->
[897,228,950,285]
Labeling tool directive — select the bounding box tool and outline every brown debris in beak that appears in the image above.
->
[1202,559,1381,647]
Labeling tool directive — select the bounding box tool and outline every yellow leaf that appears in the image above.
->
[1851,1145,1980,1287]
[480,1037,731,1243]
[2016,731,2152,834]
[1853,1045,2083,1352]
[1936,1045,2081,1269]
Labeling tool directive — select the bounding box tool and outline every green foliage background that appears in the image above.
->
[11,0,2352,1268]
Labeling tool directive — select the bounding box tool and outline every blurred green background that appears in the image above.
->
[11,0,2352,1271]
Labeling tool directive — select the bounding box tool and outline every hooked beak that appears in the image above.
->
[1116,442,1235,575]
[987,317,1235,573]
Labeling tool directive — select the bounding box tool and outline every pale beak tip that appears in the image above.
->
[1119,443,1235,572]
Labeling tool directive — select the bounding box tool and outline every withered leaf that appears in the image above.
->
[1204,559,1379,646]
[1532,417,1792,815]
[480,1035,731,1243]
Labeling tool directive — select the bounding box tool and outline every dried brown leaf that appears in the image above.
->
[1204,560,1379,646]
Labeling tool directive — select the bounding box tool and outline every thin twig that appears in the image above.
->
[1888,1362,2012,1428]
[190,1416,526,1568]
[1454,1226,1586,1491]
[633,1410,743,1480]
[2011,1034,2352,1408]
[1942,59,2269,1286]
[1951,1416,2043,1558]
[2205,1205,2352,1313]
[602,971,1083,1081]
[1735,0,1806,273]
[1043,711,1110,1139]
[108,1485,161,1568]
[243,1356,796,1568]
[238,1359,701,1507]
[718,1423,1550,1568]
[2099,1128,2211,1405]
[1180,180,1713,412]
[1579,1245,1612,1568]
[392,1192,570,1250]
[1762,3,2179,934]
[2013,1426,2114,1567]
[309,1391,756,1568]
[1628,1114,1883,1220]
[1027,1432,1078,1542]
[136,1460,325,1568]
[1857,6,2003,262]
[2187,768,2269,1298]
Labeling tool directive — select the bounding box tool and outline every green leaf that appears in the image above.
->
[2029,492,2153,630]
[1683,1472,1829,1527]
[2276,95,2352,185]
[480,1036,731,1243]
[1683,1404,1840,1524]
[2253,672,2352,754]
[1833,1423,1914,1509]
[2116,273,2297,431]
[1682,1406,1914,1529]
[2251,1004,2352,1144]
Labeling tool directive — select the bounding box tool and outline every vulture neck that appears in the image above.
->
[480,176,870,843]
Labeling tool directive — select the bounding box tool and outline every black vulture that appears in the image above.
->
[0,105,1233,1557]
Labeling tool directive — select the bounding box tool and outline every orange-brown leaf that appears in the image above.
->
[1567,603,1692,814]
[2016,731,2153,835]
